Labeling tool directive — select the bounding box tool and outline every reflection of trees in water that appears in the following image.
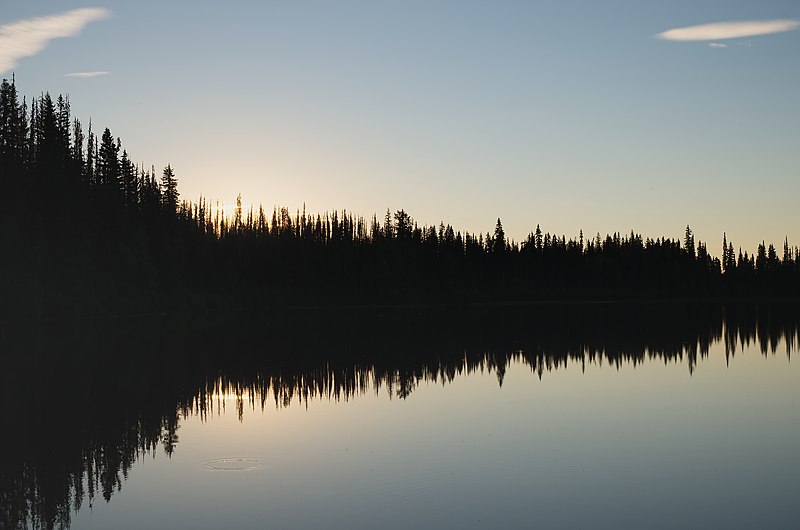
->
[0,403,178,529]
[1,304,797,529]
[195,305,797,416]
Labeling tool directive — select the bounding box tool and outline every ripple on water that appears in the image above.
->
[204,457,266,472]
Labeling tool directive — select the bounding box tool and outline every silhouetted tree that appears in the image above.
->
[96,127,120,198]
[160,164,179,214]
[492,218,506,254]
[684,225,695,258]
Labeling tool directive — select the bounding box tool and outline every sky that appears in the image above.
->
[1,0,798,253]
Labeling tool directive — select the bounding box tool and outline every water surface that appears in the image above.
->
[2,303,798,529]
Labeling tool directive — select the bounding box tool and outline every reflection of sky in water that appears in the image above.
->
[73,339,798,529]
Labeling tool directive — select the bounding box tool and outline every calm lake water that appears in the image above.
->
[2,303,798,529]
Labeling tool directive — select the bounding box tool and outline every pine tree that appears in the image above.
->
[71,118,84,172]
[722,233,728,273]
[756,242,767,273]
[684,225,695,258]
[783,237,791,266]
[160,164,179,213]
[56,95,71,164]
[727,242,735,273]
[493,218,506,254]
[0,77,26,166]
[97,127,120,196]
[0,77,25,195]
[36,93,62,174]
[27,97,37,170]
[394,209,412,239]
[120,149,137,207]
[0,78,15,160]
[767,244,778,271]
[383,208,393,239]
[85,120,95,188]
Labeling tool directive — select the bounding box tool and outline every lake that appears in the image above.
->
[2,303,798,529]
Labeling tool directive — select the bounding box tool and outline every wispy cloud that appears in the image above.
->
[0,8,110,74]
[657,19,799,41]
[65,70,108,78]
[708,43,727,49]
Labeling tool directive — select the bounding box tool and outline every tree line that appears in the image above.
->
[1,77,798,319]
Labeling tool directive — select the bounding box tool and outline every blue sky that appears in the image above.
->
[2,1,798,252]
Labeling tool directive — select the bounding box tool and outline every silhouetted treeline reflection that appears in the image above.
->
[2,78,800,321]
[1,302,798,529]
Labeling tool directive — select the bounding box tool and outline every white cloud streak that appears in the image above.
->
[657,19,799,41]
[708,43,727,49]
[65,70,108,78]
[0,8,110,73]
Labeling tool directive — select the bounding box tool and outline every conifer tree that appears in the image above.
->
[85,121,95,188]
[0,78,26,197]
[722,233,728,273]
[160,164,179,213]
[71,118,84,172]
[383,208,393,239]
[727,242,735,273]
[493,218,506,254]
[120,150,138,207]
[756,242,767,272]
[0,78,20,161]
[394,209,412,239]
[684,225,695,258]
[97,127,120,196]
[36,93,61,174]
[783,237,791,266]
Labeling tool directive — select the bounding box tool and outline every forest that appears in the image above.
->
[1,77,799,320]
